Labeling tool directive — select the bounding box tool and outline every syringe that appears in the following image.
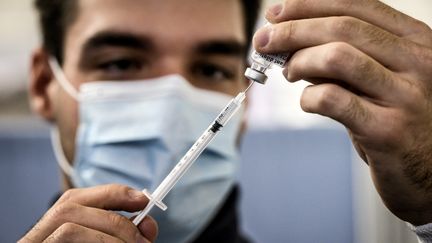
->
[132,83,253,226]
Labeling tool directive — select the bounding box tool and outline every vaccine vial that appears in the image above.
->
[244,50,289,84]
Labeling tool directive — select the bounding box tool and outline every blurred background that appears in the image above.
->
[1,0,431,242]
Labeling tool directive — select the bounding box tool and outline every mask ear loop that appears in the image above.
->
[47,56,79,178]
[50,126,74,178]
[48,57,80,101]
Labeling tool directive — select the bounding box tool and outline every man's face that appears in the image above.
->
[43,0,248,164]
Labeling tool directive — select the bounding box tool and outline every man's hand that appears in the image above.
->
[254,0,432,226]
[19,184,158,242]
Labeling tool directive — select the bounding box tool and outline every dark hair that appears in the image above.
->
[34,0,261,63]
[34,0,77,63]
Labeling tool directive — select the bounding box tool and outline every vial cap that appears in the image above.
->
[244,67,268,84]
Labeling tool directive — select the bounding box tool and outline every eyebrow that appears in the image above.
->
[81,31,246,59]
[82,31,152,54]
[195,40,247,57]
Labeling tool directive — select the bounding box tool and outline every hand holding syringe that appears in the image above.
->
[132,83,254,226]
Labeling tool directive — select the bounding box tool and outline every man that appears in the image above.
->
[21,0,259,242]
[20,0,432,243]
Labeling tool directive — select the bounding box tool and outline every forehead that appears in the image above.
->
[65,0,246,55]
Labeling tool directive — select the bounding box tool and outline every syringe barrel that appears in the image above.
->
[133,91,247,226]
[152,128,216,200]
[150,93,246,201]
[215,93,246,126]
[136,92,246,221]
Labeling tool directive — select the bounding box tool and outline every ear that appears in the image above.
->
[29,48,56,122]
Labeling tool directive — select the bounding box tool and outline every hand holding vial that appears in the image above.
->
[255,0,432,226]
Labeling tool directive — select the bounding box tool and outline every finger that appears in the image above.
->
[300,83,376,135]
[284,42,402,100]
[130,214,159,242]
[55,184,149,212]
[294,78,349,90]
[137,216,158,242]
[29,203,148,242]
[265,0,426,38]
[254,16,414,71]
[43,223,123,243]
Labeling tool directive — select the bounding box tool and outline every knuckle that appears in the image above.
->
[98,184,134,208]
[410,45,432,73]
[287,51,306,79]
[336,0,356,9]
[277,21,296,44]
[315,85,341,111]
[51,223,81,241]
[323,42,352,72]
[107,183,130,194]
[301,85,340,113]
[58,188,79,203]
[98,184,130,200]
[344,96,367,123]
[58,222,80,237]
[413,20,432,34]
[100,184,115,196]
[49,202,76,222]
[330,16,359,39]
[401,80,429,110]
[107,212,130,230]
[354,56,375,82]
[43,234,58,243]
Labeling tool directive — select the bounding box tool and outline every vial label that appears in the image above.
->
[254,51,289,67]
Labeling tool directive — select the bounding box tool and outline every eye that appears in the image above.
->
[193,62,235,82]
[99,58,141,71]
[97,58,146,78]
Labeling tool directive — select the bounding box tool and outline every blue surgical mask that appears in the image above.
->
[48,58,243,243]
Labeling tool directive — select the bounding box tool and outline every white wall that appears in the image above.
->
[0,1,38,98]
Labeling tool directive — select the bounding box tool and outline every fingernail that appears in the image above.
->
[254,26,272,48]
[136,233,147,243]
[129,189,145,199]
[268,3,283,18]
[283,68,295,82]
[283,68,289,80]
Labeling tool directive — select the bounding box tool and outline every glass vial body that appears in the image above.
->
[244,50,289,84]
